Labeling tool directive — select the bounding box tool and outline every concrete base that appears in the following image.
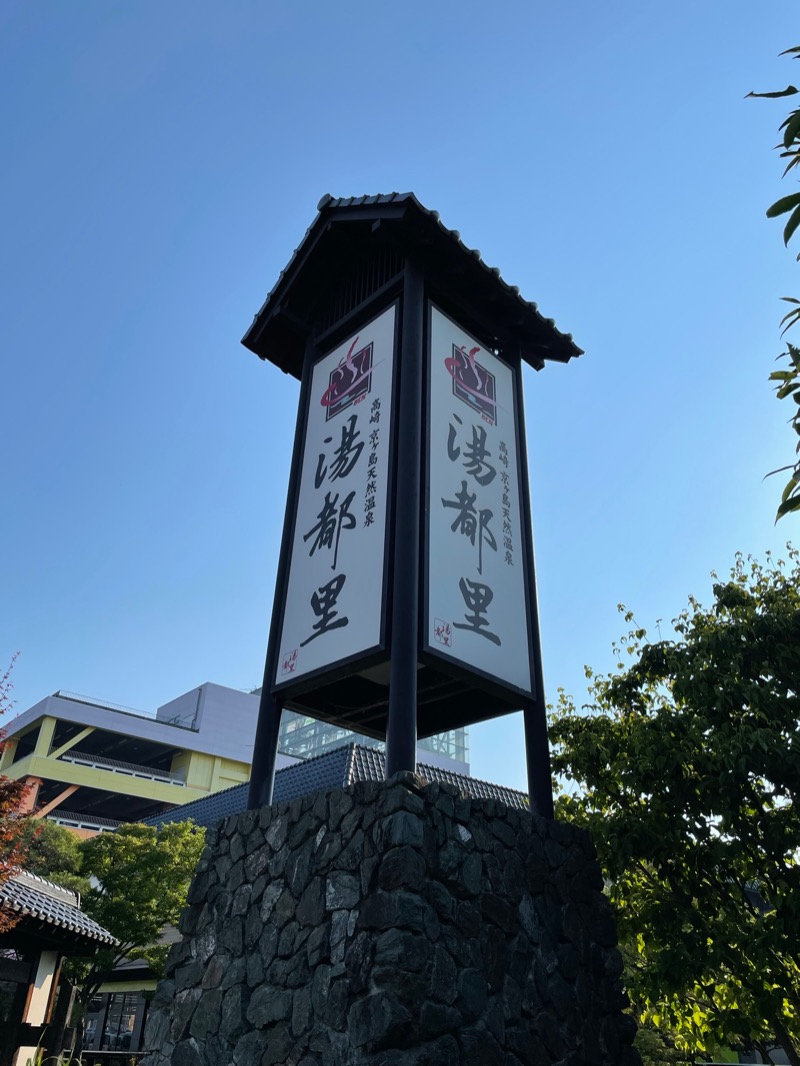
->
[141,773,640,1066]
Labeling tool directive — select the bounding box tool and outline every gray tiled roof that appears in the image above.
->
[320,193,581,357]
[147,743,527,830]
[242,192,582,375]
[0,872,117,946]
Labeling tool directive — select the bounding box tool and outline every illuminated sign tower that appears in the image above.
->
[242,194,581,817]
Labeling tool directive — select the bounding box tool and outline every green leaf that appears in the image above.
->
[784,205,800,245]
[766,192,800,218]
[779,305,800,334]
[747,85,799,99]
[776,493,800,517]
[783,110,800,147]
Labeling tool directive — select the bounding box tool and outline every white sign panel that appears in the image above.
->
[276,305,396,687]
[426,306,533,695]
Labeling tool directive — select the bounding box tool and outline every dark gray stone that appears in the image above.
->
[244,847,268,882]
[460,851,483,896]
[337,827,366,871]
[218,915,243,956]
[419,1000,461,1039]
[378,845,426,891]
[458,968,488,1021]
[232,1029,269,1066]
[232,884,252,917]
[273,886,296,927]
[172,1037,208,1066]
[323,976,350,1030]
[263,1021,293,1066]
[230,833,245,865]
[278,919,300,958]
[189,988,221,1041]
[359,890,426,932]
[459,1025,503,1066]
[430,943,457,1004]
[292,985,312,1037]
[266,813,289,851]
[286,843,312,897]
[143,778,641,1066]
[325,870,360,910]
[174,959,204,993]
[305,922,329,967]
[344,930,373,994]
[313,830,341,870]
[219,985,247,1042]
[348,991,412,1050]
[380,782,425,816]
[329,789,353,830]
[244,902,262,950]
[374,928,427,971]
[169,988,201,1042]
[246,985,292,1027]
[259,923,279,967]
[310,963,332,1018]
[379,810,424,849]
[245,950,265,989]
[297,877,325,926]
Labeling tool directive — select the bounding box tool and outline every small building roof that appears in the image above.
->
[0,871,117,947]
[147,742,527,830]
[242,192,582,376]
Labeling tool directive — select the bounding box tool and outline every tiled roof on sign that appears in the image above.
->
[0,871,117,946]
[318,193,582,357]
[242,192,582,376]
[146,742,527,831]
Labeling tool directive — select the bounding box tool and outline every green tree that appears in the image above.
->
[66,820,205,1032]
[749,50,800,518]
[0,657,30,932]
[17,817,88,897]
[550,549,800,1064]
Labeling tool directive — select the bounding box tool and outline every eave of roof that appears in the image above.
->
[0,872,118,946]
[242,192,582,377]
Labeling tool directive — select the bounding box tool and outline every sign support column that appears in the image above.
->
[385,259,424,778]
[514,359,555,819]
[248,334,315,810]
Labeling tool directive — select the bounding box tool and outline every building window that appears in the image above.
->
[84,992,147,1052]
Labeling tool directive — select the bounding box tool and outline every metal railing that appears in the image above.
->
[59,750,186,785]
[55,691,154,718]
[54,690,199,731]
[47,810,122,833]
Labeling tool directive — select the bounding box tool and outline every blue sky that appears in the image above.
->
[2,0,798,792]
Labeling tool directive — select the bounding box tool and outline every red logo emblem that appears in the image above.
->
[281,649,298,675]
[444,344,497,425]
[321,336,374,420]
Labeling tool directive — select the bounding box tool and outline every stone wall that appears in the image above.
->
[141,773,640,1066]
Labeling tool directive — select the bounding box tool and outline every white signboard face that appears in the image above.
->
[275,305,396,687]
[426,306,533,695]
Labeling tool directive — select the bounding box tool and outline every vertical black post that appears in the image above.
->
[248,333,316,809]
[513,360,555,819]
[385,258,424,778]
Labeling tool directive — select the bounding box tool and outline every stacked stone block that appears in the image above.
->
[141,773,639,1065]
